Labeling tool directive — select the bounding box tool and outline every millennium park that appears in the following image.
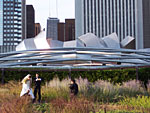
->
[1,0,150,113]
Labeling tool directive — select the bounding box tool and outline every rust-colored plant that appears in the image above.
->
[0,95,32,113]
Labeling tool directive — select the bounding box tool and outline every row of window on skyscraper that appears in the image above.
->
[0,0,25,53]
[83,0,136,41]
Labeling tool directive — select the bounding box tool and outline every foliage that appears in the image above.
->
[0,68,140,84]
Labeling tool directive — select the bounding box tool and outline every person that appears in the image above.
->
[69,79,78,96]
[20,74,35,99]
[33,73,42,103]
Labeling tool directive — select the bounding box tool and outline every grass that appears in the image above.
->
[0,78,150,113]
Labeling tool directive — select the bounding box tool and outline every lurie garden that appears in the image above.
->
[0,68,150,113]
[0,48,150,113]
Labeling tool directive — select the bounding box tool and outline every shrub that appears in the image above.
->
[0,68,141,84]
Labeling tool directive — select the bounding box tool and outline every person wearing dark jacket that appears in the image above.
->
[33,73,42,103]
[69,79,78,96]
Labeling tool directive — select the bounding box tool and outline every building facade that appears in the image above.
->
[35,23,41,36]
[58,22,65,41]
[75,0,150,49]
[58,19,75,42]
[65,19,75,41]
[46,17,59,40]
[26,5,35,38]
[0,0,26,53]
[142,0,150,48]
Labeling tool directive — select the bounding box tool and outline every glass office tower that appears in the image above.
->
[0,0,26,53]
[46,17,59,40]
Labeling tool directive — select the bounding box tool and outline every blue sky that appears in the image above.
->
[26,0,75,29]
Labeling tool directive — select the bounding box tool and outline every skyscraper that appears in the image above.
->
[142,0,150,48]
[75,0,150,49]
[26,5,35,38]
[0,0,26,53]
[65,19,75,41]
[58,19,75,42]
[46,17,59,40]
[35,23,41,36]
[58,22,65,41]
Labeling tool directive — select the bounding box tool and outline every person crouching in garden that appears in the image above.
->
[69,79,78,99]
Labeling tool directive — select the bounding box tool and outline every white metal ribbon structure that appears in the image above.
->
[0,47,150,71]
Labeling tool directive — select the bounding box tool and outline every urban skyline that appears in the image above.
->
[0,0,150,53]
[26,0,75,29]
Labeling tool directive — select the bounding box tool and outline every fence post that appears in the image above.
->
[1,69,4,84]
[136,67,139,81]
[104,107,107,113]
[68,68,71,79]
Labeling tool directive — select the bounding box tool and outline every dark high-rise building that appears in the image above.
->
[65,19,75,41]
[46,17,59,40]
[0,0,26,53]
[75,0,150,49]
[58,23,65,41]
[35,23,41,36]
[57,19,75,42]
[26,5,35,38]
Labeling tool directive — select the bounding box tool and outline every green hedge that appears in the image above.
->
[0,68,150,84]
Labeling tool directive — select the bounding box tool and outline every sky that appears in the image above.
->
[26,0,75,29]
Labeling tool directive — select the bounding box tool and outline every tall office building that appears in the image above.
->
[46,17,59,40]
[0,0,26,53]
[58,19,75,42]
[142,0,150,48]
[75,0,150,49]
[58,22,65,41]
[65,19,75,41]
[26,5,35,38]
[35,23,41,36]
